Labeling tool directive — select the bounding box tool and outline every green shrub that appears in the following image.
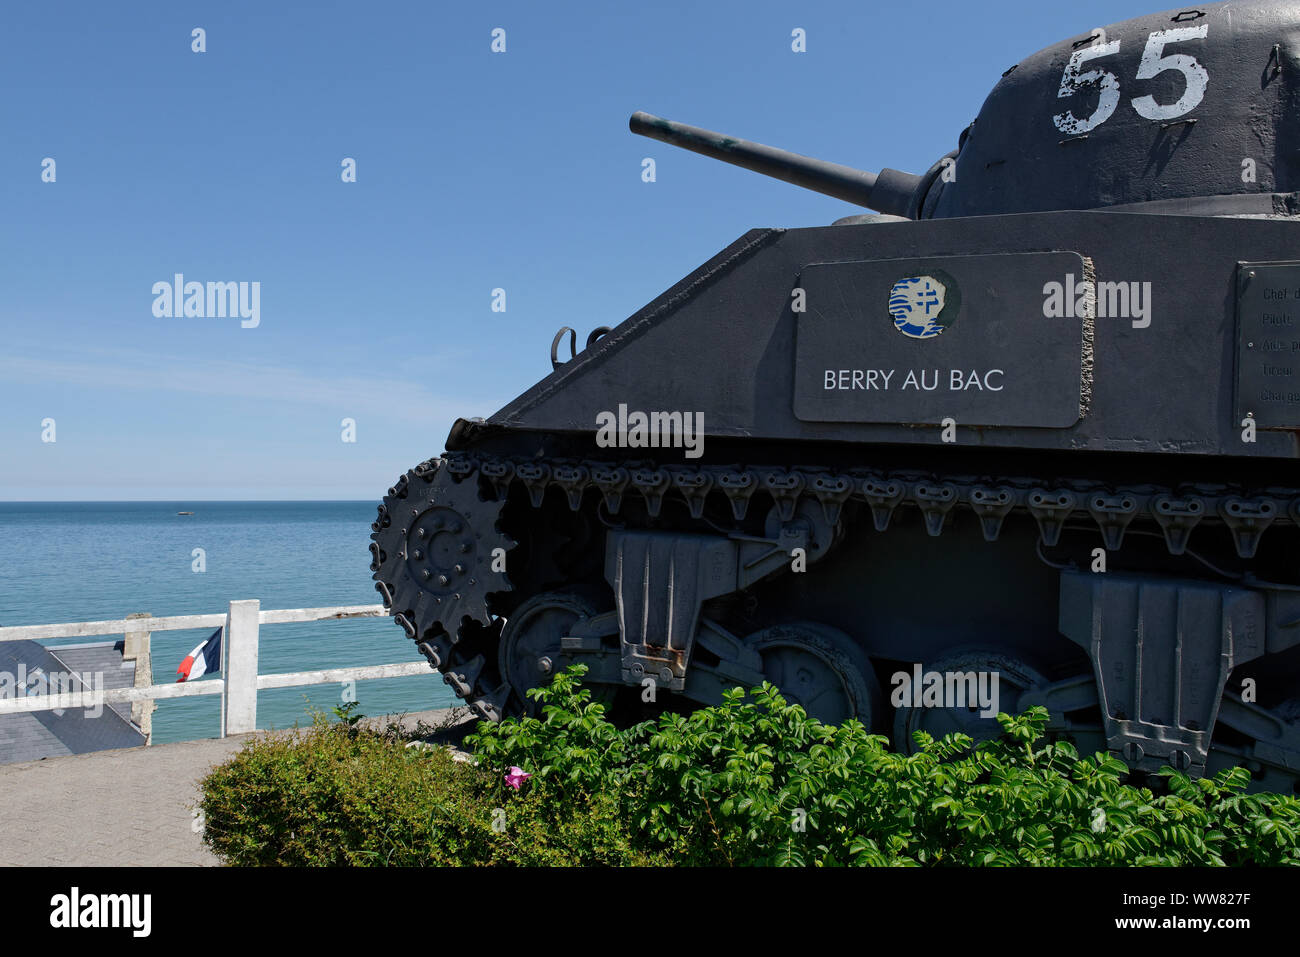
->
[467,666,1300,867]
[200,665,1300,866]
[197,711,663,866]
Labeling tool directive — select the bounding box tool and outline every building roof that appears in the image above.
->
[0,639,146,764]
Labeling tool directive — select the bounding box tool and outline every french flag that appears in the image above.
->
[176,628,222,682]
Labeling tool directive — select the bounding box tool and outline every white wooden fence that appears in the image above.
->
[0,601,429,737]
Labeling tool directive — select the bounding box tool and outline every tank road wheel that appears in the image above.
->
[742,623,883,728]
[498,590,615,714]
[891,652,1046,755]
[1209,694,1300,795]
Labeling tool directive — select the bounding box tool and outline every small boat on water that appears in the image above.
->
[177,511,194,516]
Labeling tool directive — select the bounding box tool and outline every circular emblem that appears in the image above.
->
[888,272,959,339]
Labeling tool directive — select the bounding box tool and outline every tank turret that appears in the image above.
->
[636,0,1300,219]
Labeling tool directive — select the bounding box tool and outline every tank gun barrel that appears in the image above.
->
[629,111,921,217]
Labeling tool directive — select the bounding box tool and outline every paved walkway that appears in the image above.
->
[0,709,469,866]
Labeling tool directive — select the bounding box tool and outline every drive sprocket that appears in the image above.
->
[370,457,515,657]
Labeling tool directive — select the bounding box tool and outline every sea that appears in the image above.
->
[0,502,459,743]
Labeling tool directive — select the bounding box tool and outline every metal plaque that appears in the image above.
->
[793,252,1087,427]
[1236,262,1300,428]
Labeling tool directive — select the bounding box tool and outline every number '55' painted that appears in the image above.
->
[1053,25,1209,135]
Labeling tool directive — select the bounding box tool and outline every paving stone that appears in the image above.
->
[0,709,464,866]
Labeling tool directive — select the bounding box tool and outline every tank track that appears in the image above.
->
[372,451,1299,721]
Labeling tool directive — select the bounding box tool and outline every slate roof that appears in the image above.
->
[0,639,147,764]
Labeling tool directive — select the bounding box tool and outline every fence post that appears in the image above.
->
[224,599,260,734]
[122,612,155,743]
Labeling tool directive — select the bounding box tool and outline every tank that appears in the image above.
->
[371,0,1300,791]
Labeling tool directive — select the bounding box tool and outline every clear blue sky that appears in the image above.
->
[0,0,1140,500]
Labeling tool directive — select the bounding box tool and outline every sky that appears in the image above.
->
[0,0,1144,500]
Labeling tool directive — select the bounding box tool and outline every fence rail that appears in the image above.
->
[0,604,386,643]
[0,601,423,737]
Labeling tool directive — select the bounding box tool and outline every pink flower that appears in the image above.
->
[504,766,532,790]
